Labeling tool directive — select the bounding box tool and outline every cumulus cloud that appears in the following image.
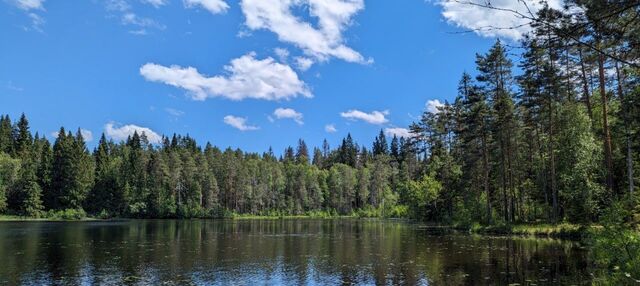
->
[240,0,371,65]
[274,47,289,62]
[439,0,565,40]
[340,109,389,125]
[105,122,162,143]
[426,99,444,114]
[140,53,312,101]
[325,124,337,133]
[224,115,259,131]
[384,127,412,138]
[273,108,303,125]
[184,0,230,14]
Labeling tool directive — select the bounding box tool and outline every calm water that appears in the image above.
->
[0,219,592,285]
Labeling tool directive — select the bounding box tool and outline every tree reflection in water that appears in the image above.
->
[0,219,591,285]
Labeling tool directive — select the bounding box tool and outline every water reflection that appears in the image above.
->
[0,219,591,285]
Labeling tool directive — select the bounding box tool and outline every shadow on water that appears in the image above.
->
[0,219,592,285]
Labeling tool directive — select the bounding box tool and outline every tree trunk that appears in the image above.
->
[579,48,593,121]
[549,96,558,223]
[482,134,491,224]
[597,49,614,192]
[615,61,634,194]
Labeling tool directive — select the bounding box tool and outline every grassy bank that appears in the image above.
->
[464,222,592,240]
[0,209,96,221]
[0,215,98,222]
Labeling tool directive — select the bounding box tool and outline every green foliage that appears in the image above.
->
[21,180,44,217]
[591,196,640,284]
[0,182,7,213]
[385,205,409,218]
[400,174,442,220]
[557,103,605,222]
[49,128,94,210]
[45,208,87,220]
[0,152,20,213]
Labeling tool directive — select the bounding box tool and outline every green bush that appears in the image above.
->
[385,205,409,218]
[355,206,380,218]
[127,202,148,217]
[46,208,87,220]
[96,209,112,219]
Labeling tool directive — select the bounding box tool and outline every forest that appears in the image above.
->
[0,1,639,226]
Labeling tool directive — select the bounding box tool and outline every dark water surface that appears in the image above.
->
[0,219,592,285]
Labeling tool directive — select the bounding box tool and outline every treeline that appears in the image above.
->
[0,115,424,218]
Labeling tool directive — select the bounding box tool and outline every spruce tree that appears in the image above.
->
[13,113,33,158]
[16,159,44,217]
[372,129,388,156]
[0,115,14,154]
[295,139,309,164]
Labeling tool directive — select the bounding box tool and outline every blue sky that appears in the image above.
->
[1,0,550,153]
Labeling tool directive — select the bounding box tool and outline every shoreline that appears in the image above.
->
[0,215,596,240]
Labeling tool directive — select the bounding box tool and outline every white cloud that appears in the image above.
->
[184,0,229,14]
[295,57,314,71]
[106,0,130,12]
[224,115,259,131]
[274,47,289,62]
[80,129,94,142]
[240,0,371,64]
[6,81,24,92]
[426,99,444,114]
[105,122,162,143]
[439,0,565,41]
[140,52,312,101]
[325,124,337,133]
[340,109,389,125]
[13,0,45,10]
[384,127,412,138]
[11,0,46,32]
[105,0,165,35]
[273,107,303,125]
[165,107,185,117]
[49,128,93,142]
[142,0,168,8]
[26,12,44,32]
[122,12,165,30]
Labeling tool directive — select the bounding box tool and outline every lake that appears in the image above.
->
[0,219,592,285]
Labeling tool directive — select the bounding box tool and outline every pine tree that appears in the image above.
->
[476,40,518,222]
[458,72,493,223]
